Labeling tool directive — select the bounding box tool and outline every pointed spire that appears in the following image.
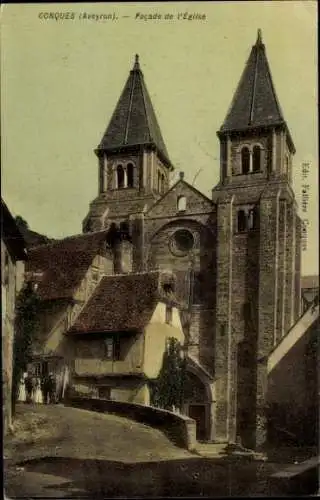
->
[256,28,263,46]
[133,54,140,71]
[219,30,290,135]
[97,56,173,169]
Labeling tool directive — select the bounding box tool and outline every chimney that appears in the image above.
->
[107,222,133,274]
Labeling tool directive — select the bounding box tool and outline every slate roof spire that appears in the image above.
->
[97,54,173,169]
[219,30,295,151]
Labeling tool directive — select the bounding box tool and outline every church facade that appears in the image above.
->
[81,30,302,448]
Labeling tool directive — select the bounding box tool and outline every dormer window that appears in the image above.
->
[252,145,261,172]
[127,163,134,188]
[117,165,125,189]
[177,195,187,212]
[241,147,250,174]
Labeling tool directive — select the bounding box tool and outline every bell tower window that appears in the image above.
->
[241,147,250,174]
[237,210,247,232]
[252,145,261,172]
[161,174,165,193]
[127,163,134,188]
[117,165,125,189]
[248,207,259,230]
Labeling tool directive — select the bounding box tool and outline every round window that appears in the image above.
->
[170,229,194,256]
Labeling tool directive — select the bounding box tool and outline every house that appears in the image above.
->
[24,227,120,392]
[1,199,28,433]
[66,271,185,404]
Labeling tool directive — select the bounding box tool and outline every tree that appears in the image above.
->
[151,337,185,412]
[11,281,40,415]
[15,215,29,231]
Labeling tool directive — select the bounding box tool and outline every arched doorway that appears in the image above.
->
[182,370,211,441]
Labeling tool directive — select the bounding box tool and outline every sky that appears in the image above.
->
[1,1,318,275]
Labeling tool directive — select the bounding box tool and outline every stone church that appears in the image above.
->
[26,30,303,449]
[81,30,302,447]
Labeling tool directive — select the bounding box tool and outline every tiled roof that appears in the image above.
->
[68,272,163,334]
[97,55,173,169]
[27,230,109,301]
[219,30,294,151]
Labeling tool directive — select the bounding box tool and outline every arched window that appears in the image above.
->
[252,145,261,172]
[158,171,161,192]
[127,163,134,188]
[161,174,165,193]
[117,165,125,189]
[177,195,187,212]
[248,207,259,230]
[237,210,247,232]
[241,147,250,174]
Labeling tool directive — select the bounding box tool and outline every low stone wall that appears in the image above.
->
[66,396,197,451]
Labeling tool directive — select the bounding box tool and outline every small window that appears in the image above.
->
[161,174,165,193]
[237,210,247,232]
[127,163,134,188]
[220,323,226,337]
[241,147,250,174]
[104,338,114,359]
[248,207,259,230]
[117,165,125,189]
[99,387,111,399]
[157,171,161,192]
[252,146,261,172]
[177,195,187,212]
[165,305,173,324]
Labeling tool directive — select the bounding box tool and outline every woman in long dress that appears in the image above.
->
[18,373,27,402]
[34,377,43,404]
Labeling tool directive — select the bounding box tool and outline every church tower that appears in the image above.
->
[83,55,174,234]
[212,30,302,448]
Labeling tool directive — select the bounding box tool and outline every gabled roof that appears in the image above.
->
[219,30,295,152]
[67,272,162,334]
[97,55,173,169]
[146,176,214,216]
[1,199,27,261]
[27,230,109,301]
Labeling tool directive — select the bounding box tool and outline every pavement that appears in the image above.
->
[4,403,317,497]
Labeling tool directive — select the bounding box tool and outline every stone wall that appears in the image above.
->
[66,396,197,451]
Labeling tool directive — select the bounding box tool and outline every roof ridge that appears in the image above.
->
[123,68,136,145]
[29,229,108,251]
[140,71,153,143]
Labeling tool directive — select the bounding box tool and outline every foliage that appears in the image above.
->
[15,215,29,231]
[12,281,41,415]
[151,337,186,412]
